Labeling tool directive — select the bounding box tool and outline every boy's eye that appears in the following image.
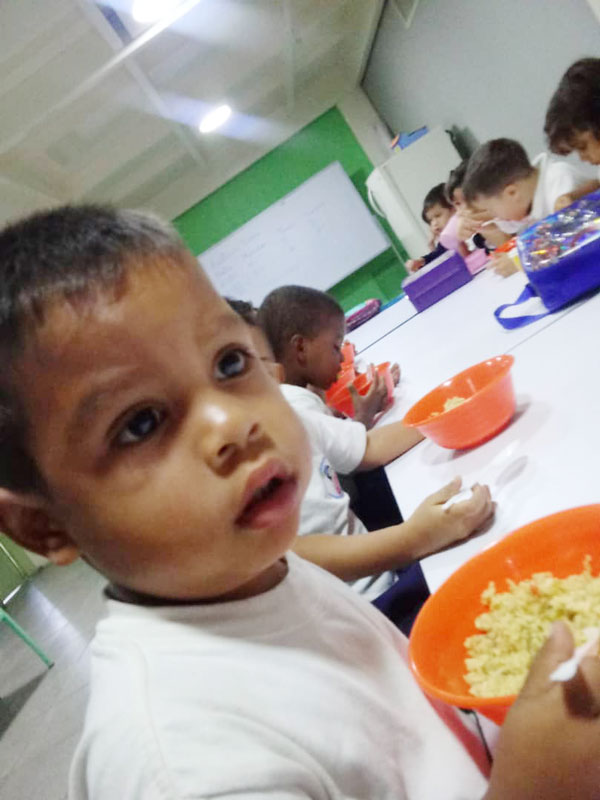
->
[215,348,250,380]
[116,407,165,446]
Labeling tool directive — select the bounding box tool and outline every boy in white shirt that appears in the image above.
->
[259,286,493,600]
[463,138,590,276]
[1,205,599,800]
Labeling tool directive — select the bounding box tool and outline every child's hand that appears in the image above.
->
[404,477,493,559]
[406,258,425,273]
[390,362,401,386]
[554,193,575,211]
[456,210,484,241]
[486,622,600,799]
[349,370,391,429]
[488,251,519,277]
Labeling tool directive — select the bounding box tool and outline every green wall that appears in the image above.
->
[173,107,407,311]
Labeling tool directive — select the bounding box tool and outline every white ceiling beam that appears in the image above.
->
[0,15,88,98]
[282,0,296,114]
[74,0,207,167]
[0,151,73,201]
[0,0,204,156]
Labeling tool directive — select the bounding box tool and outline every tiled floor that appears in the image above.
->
[0,560,106,800]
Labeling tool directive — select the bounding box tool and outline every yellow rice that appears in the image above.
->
[464,556,600,697]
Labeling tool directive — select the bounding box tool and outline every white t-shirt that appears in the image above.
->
[280,384,395,598]
[496,152,587,234]
[69,554,489,800]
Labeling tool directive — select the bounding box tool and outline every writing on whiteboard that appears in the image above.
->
[198,162,389,306]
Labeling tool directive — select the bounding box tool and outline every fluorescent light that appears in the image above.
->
[132,0,176,24]
[198,104,232,133]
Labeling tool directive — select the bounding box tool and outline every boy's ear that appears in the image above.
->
[290,333,308,365]
[0,488,80,566]
[503,183,519,199]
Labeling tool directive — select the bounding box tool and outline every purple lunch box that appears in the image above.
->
[402,250,472,312]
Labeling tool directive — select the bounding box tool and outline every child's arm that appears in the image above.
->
[554,179,600,211]
[358,420,424,471]
[292,478,493,580]
[484,622,600,799]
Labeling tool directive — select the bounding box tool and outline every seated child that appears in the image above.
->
[226,298,396,429]
[259,285,493,599]
[439,160,490,274]
[1,206,599,800]
[462,137,591,276]
[405,183,454,273]
[544,57,600,202]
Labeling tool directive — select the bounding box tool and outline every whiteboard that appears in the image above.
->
[198,162,390,306]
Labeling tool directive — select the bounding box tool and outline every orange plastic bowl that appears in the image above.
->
[402,355,515,449]
[409,505,600,725]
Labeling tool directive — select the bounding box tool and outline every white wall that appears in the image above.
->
[363,0,600,158]
[337,87,393,166]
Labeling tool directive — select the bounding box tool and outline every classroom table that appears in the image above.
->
[348,296,417,354]
[362,275,598,593]
[356,269,581,415]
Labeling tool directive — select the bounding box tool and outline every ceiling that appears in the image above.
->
[0,0,383,226]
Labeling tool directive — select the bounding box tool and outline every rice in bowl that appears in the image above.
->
[464,556,600,697]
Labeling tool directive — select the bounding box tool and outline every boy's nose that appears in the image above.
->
[197,398,263,472]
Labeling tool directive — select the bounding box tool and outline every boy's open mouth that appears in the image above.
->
[237,462,298,528]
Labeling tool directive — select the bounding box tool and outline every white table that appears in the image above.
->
[369,274,598,592]
[360,269,581,415]
[348,296,417,354]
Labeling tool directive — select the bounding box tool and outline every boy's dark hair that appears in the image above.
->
[0,204,186,492]
[421,183,453,223]
[258,286,343,361]
[545,58,600,154]
[445,159,469,204]
[225,298,258,326]
[463,138,533,202]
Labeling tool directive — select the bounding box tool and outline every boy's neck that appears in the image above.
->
[520,167,539,217]
[280,359,310,388]
[105,558,289,607]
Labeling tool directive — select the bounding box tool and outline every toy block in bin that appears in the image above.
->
[403,250,472,312]
[326,362,394,418]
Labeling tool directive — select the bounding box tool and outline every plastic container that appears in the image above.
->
[326,362,393,418]
[409,505,600,724]
[495,237,521,271]
[402,355,515,449]
[402,250,472,313]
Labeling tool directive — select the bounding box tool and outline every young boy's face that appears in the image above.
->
[424,203,453,237]
[302,314,345,390]
[14,258,310,601]
[570,129,600,166]
[475,183,531,222]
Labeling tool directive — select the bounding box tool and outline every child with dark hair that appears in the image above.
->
[259,284,492,600]
[544,57,600,204]
[437,160,489,274]
[0,205,599,800]
[405,183,453,273]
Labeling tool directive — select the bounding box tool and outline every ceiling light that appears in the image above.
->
[132,0,176,24]
[198,104,232,134]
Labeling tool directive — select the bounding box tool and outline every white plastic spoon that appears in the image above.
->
[550,627,600,683]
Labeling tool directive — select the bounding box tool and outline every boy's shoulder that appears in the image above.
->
[280,383,330,415]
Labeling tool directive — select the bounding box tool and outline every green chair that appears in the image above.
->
[0,539,53,668]
[0,605,54,668]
